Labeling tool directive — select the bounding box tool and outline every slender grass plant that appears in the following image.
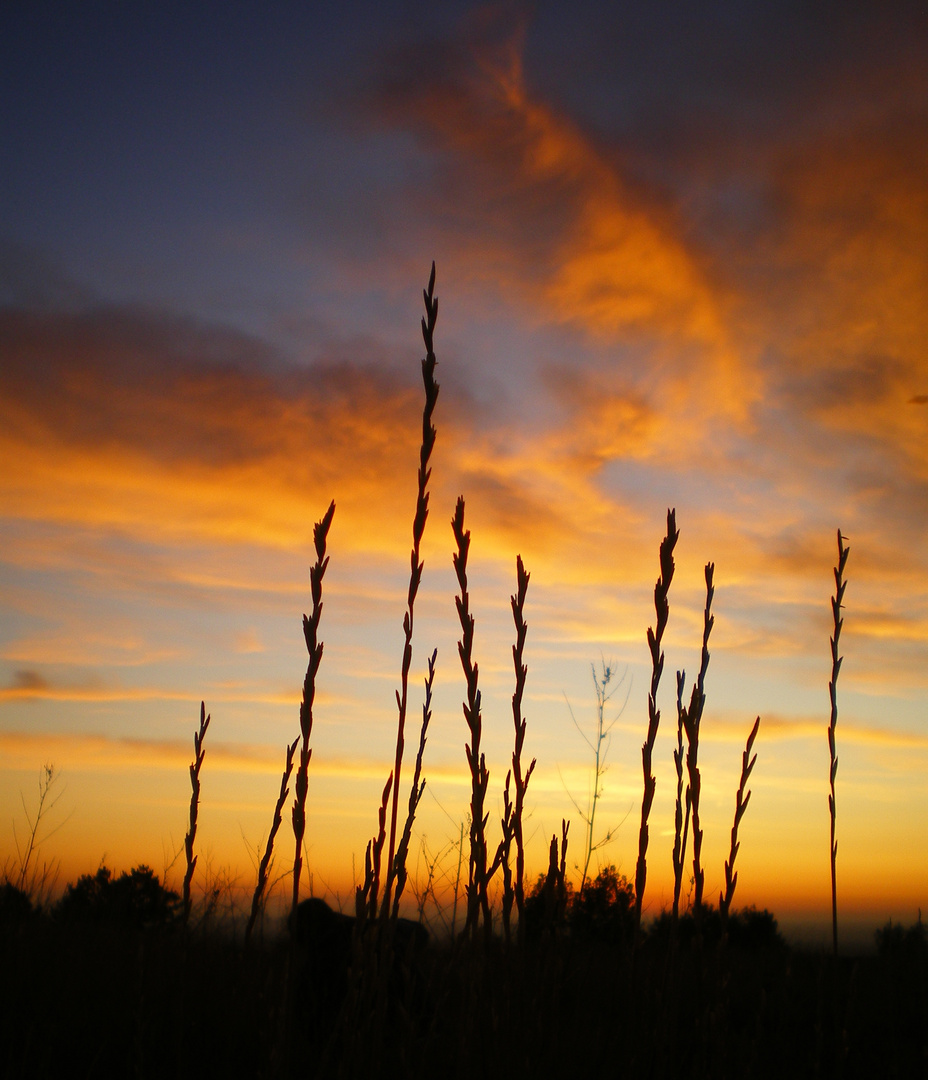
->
[291,500,336,919]
[183,701,210,925]
[719,716,760,925]
[681,562,715,921]
[506,556,535,943]
[452,496,493,942]
[384,263,440,915]
[246,736,297,945]
[634,509,678,936]
[391,648,437,918]
[672,670,689,922]
[828,530,849,957]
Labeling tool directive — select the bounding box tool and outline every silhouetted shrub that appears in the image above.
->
[0,881,35,925]
[522,871,573,943]
[55,865,180,928]
[568,865,635,948]
[646,904,785,952]
[875,912,926,958]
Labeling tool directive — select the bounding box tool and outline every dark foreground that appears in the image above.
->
[1,904,925,1080]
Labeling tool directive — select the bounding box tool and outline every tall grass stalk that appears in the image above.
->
[671,669,689,922]
[719,716,760,925]
[634,508,678,936]
[828,529,849,957]
[246,736,297,945]
[491,556,535,944]
[183,701,210,925]
[681,562,715,920]
[358,774,392,919]
[290,500,335,919]
[384,263,440,913]
[391,647,437,919]
[453,496,492,941]
[508,556,535,943]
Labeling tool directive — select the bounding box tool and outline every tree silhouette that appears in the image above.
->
[55,865,180,928]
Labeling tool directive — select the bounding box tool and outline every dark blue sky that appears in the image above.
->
[5,1,925,341]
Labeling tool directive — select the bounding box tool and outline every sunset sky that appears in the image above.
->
[1,2,926,945]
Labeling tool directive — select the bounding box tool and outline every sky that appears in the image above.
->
[1,1,926,944]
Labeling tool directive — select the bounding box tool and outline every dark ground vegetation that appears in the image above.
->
[1,868,925,1080]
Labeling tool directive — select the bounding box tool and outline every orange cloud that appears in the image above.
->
[372,18,761,426]
[0,308,427,556]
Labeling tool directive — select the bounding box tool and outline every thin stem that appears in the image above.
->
[183,701,210,925]
[291,500,335,920]
[828,529,849,958]
[453,496,492,942]
[391,648,438,919]
[634,508,679,937]
[671,669,687,922]
[510,555,535,943]
[384,263,440,913]
[720,716,760,924]
[682,562,715,922]
[246,737,298,946]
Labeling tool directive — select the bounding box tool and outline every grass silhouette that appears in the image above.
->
[1,267,924,1079]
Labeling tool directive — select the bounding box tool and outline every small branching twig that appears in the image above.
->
[566,659,629,896]
[720,716,760,924]
[828,529,849,957]
[183,701,210,925]
[12,763,67,903]
[634,508,679,936]
[291,500,336,920]
[246,737,298,945]
[384,263,440,914]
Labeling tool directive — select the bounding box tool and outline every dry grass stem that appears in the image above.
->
[720,716,760,924]
[508,556,535,943]
[391,647,437,919]
[384,263,440,913]
[828,529,849,957]
[246,736,298,945]
[635,508,679,935]
[290,499,335,919]
[358,773,392,920]
[453,496,493,942]
[671,669,690,922]
[183,701,210,925]
[681,561,715,921]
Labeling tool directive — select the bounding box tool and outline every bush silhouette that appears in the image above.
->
[55,865,180,928]
[0,881,35,925]
[568,865,635,947]
[646,903,785,952]
[875,913,926,958]
[523,865,635,946]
